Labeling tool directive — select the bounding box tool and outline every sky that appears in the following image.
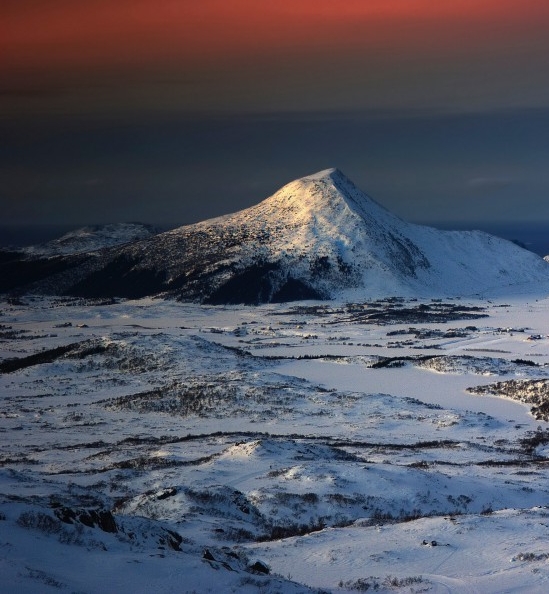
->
[1,1,549,249]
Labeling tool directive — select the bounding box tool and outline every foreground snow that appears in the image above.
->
[2,294,549,592]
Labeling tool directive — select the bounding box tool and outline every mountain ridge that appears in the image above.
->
[20,223,158,257]
[2,169,549,303]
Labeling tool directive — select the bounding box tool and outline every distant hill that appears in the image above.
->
[21,223,158,256]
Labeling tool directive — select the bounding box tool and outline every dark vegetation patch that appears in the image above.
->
[0,325,31,340]
[106,453,219,472]
[0,253,87,293]
[387,327,472,339]
[68,254,168,299]
[339,575,426,591]
[205,263,281,305]
[370,354,439,369]
[368,353,544,375]
[271,277,324,303]
[468,379,549,421]
[0,340,109,373]
[513,552,549,562]
[512,359,539,367]
[182,487,266,534]
[476,459,532,468]
[192,488,356,541]
[0,342,81,373]
[103,381,241,417]
[259,518,327,541]
[205,262,324,305]
[101,375,312,419]
[50,431,463,456]
[418,355,532,375]
[276,301,487,325]
[520,428,549,455]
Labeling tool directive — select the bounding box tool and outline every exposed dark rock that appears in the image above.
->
[54,507,117,533]
[248,560,270,574]
[157,487,177,500]
[163,529,183,551]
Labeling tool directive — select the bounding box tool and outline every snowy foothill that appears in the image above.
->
[2,294,549,592]
[20,223,158,257]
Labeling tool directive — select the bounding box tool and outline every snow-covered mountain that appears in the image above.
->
[3,169,549,302]
[21,223,157,256]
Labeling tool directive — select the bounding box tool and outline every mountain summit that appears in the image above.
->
[3,169,549,302]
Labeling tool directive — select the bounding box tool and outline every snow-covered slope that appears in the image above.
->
[207,167,549,300]
[5,169,549,302]
[22,223,157,256]
[3,295,549,592]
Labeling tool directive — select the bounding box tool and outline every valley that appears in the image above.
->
[2,295,549,592]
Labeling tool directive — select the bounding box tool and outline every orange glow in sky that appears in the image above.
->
[3,1,549,230]
[3,0,549,73]
[2,0,549,115]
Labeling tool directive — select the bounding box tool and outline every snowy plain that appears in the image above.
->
[2,294,549,593]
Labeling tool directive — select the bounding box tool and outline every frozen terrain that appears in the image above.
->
[2,294,549,592]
